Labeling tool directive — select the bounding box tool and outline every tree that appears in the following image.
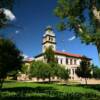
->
[30,61,69,83]
[0,0,14,10]
[0,0,15,28]
[44,46,57,82]
[44,46,69,82]
[30,61,51,81]
[54,0,100,60]
[0,38,23,89]
[44,46,56,63]
[49,62,69,81]
[21,64,30,75]
[57,66,69,81]
[92,64,100,79]
[75,56,92,84]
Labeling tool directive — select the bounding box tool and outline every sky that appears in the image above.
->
[0,0,100,66]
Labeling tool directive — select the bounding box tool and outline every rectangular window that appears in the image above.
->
[70,59,72,65]
[56,58,58,63]
[61,59,62,64]
[66,58,68,64]
[74,59,76,65]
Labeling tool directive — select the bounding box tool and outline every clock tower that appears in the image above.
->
[42,26,56,52]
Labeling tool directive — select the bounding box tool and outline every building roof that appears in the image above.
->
[54,51,82,58]
[35,50,91,60]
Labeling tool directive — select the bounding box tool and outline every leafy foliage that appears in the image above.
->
[0,38,23,88]
[44,46,56,63]
[54,0,100,60]
[50,62,69,80]
[92,64,100,79]
[30,61,51,80]
[0,0,14,10]
[76,56,92,84]
[21,64,30,75]
[30,61,69,82]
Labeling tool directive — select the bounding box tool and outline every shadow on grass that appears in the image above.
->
[0,85,100,100]
[76,84,100,92]
[1,86,57,93]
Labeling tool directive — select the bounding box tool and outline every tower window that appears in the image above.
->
[49,37,51,41]
[49,37,53,41]
[50,37,53,41]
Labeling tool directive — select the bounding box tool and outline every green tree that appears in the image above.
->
[54,0,100,60]
[44,46,69,82]
[21,64,30,75]
[0,38,23,89]
[49,62,69,81]
[57,66,69,81]
[76,56,92,84]
[92,64,100,79]
[44,46,57,82]
[44,46,56,63]
[30,61,51,81]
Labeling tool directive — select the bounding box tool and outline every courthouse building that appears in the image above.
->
[34,26,91,80]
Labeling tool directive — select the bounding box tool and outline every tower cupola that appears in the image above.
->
[42,26,56,52]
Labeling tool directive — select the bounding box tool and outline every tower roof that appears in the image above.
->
[43,25,55,37]
[45,25,53,31]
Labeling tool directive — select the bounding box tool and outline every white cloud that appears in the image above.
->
[15,30,19,34]
[68,36,76,41]
[22,54,28,59]
[2,8,16,21]
[62,50,66,52]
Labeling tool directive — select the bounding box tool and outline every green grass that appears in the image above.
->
[0,81,100,100]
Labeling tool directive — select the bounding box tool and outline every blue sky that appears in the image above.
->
[0,0,99,66]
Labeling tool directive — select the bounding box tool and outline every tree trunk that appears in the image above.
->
[85,78,87,85]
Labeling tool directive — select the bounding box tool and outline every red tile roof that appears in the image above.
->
[54,51,83,58]
[35,51,91,60]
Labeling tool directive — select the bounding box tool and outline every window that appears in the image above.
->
[74,59,77,65]
[56,58,58,63]
[66,58,68,64]
[49,37,53,41]
[49,36,51,40]
[50,37,53,41]
[60,59,63,64]
[70,59,72,65]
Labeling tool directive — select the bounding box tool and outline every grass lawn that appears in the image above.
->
[0,80,100,100]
